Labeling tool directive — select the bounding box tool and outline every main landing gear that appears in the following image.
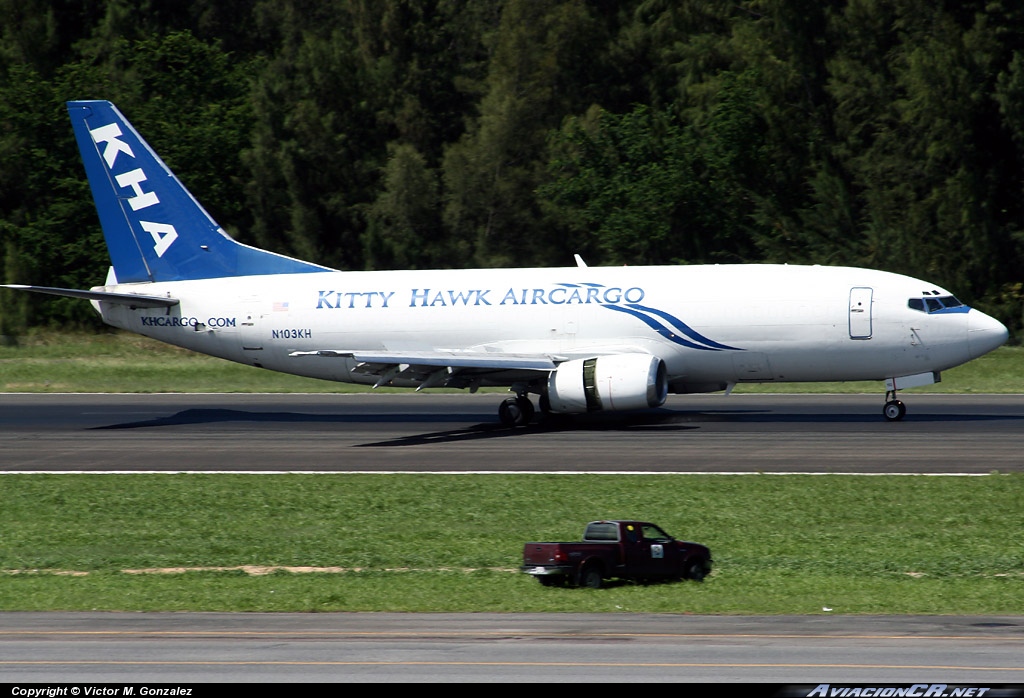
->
[498,394,535,427]
[883,389,906,421]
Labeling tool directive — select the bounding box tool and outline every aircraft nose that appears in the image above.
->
[968,309,1009,359]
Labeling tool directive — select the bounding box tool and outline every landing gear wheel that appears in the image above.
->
[883,399,906,421]
[498,396,535,427]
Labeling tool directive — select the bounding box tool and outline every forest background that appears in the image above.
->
[1,0,1023,339]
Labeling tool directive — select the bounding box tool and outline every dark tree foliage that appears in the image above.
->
[0,0,1021,336]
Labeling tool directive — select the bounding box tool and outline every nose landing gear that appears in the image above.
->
[881,372,939,421]
[883,389,906,421]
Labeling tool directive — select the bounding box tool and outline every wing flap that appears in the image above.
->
[290,349,559,371]
[289,349,561,389]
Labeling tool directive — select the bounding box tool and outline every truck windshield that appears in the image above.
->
[641,524,672,541]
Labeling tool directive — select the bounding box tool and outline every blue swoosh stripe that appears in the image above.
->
[601,304,725,351]
[557,282,743,351]
[625,303,742,350]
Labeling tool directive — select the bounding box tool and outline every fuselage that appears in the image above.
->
[92,263,1008,392]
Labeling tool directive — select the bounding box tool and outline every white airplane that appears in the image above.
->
[4,101,1010,425]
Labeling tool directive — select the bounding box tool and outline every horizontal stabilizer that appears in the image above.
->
[2,284,179,308]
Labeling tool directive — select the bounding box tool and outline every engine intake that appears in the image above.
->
[546,354,668,414]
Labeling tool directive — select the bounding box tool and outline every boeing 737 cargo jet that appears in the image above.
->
[4,101,1010,424]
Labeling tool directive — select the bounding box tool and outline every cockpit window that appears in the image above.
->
[908,295,967,314]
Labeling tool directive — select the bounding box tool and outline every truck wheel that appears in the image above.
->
[580,565,602,589]
[685,559,708,582]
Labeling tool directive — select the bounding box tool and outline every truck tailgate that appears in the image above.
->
[523,543,563,565]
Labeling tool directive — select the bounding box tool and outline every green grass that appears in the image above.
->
[2,330,1022,393]
[1,474,1021,613]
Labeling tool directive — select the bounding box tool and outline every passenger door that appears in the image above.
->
[623,524,679,577]
[849,287,873,339]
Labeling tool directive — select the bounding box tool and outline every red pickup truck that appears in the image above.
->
[522,520,712,588]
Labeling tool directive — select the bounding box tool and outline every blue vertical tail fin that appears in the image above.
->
[68,100,332,283]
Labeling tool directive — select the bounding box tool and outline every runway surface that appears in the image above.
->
[2,392,1022,683]
[2,392,1024,472]
[1,612,1022,683]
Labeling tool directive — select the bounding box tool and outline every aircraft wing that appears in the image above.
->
[289,349,561,390]
[2,284,179,308]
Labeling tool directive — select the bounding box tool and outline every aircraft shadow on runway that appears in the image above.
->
[355,410,706,447]
[88,407,705,446]
[88,406,1020,449]
[89,408,489,429]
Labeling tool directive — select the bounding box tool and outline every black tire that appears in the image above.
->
[498,396,534,427]
[498,398,521,426]
[579,564,603,589]
[685,559,709,582]
[883,399,906,421]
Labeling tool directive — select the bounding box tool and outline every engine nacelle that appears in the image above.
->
[546,354,668,414]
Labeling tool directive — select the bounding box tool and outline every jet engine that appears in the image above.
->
[546,354,668,414]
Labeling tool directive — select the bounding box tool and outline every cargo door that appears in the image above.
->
[849,287,873,339]
[732,352,774,381]
[238,297,265,364]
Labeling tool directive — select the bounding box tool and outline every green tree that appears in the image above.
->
[363,143,442,269]
[442,0,603,267]
[0,62,105,330]
[824,0,1024,309]
[541,106,699,264]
